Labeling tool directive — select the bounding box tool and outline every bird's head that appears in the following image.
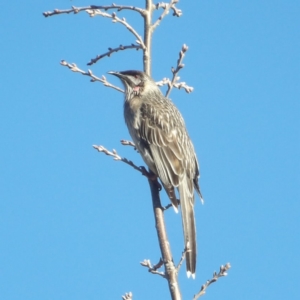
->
[108,70,159,98]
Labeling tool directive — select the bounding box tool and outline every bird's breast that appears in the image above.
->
[124,96,142,130]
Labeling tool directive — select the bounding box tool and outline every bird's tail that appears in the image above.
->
[178,176,197,278]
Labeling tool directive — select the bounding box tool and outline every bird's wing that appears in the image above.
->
[138,101,197,190]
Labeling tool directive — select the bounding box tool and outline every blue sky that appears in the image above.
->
[0,1,299,299]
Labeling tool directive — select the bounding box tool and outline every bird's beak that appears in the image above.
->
[108,71,122,78]
[108,71,131,84]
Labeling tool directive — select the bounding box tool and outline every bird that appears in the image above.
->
[108,70,203,278]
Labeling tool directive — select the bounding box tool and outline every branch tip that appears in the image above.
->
[122,292,133,300]
[60,60,123,92]
[141,258,165,278]
[193,263,231,299]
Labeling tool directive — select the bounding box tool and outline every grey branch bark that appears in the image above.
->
[143,0,152,75]
[148,177,182,300]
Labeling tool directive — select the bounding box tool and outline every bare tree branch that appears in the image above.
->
[60,60,124,92]
[153,0,182,30]
[155,44,193,95]
[156,77,194,95]
[85,9,146,50]
[193,263,231,299]
[92,144,150,175]
[43,5,145,18]
[148,178,182,299]
[88,44,142,66]
[93,145,162,193]
[143,0,153,75]
[120,140,137,150]
[164,44,193,97]
[122,292,133,300]
[176,246,188,273]
[141,258,166,277]
[44,6,146,50]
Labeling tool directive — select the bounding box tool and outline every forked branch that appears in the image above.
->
[153,0,182,30]
[43,5,145,17]
[93,145,143,173]
[88,44,142,66]
[165,44,193,97]
[156,77,194,96]
[193,263,231,299]
[155,44,193,97]
[85,10,146,49]
[141,258,166,277]
[60,60,124,92]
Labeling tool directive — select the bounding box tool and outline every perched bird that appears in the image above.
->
[109,70,203,278]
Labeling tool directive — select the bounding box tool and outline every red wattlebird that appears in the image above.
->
[109,70,203,278]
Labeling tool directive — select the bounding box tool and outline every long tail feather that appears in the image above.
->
[178,176,197,278]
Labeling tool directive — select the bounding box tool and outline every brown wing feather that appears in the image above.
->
[138,102,197,189]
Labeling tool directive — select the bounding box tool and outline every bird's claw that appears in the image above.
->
[139,166,162,191]
[139,166,151,177]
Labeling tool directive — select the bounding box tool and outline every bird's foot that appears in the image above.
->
[139,166,162,191]
[162,199,180,211]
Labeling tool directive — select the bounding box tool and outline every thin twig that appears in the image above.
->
[43,5,145,18]
[93,145,150,177]
[169,2,182,17]
[44,7,146,50]
[85,9,146,50]
[153,0,182,30]
[120,140,137,150]
[93,144,161,192]
[60,60,124,93]
[122,292,133,300]
[88,44,142,66]
[176,246,188,273]
[140,259,166,278]
[164,44,193,98]
[156,77,194,95]
[193,263,231,300]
